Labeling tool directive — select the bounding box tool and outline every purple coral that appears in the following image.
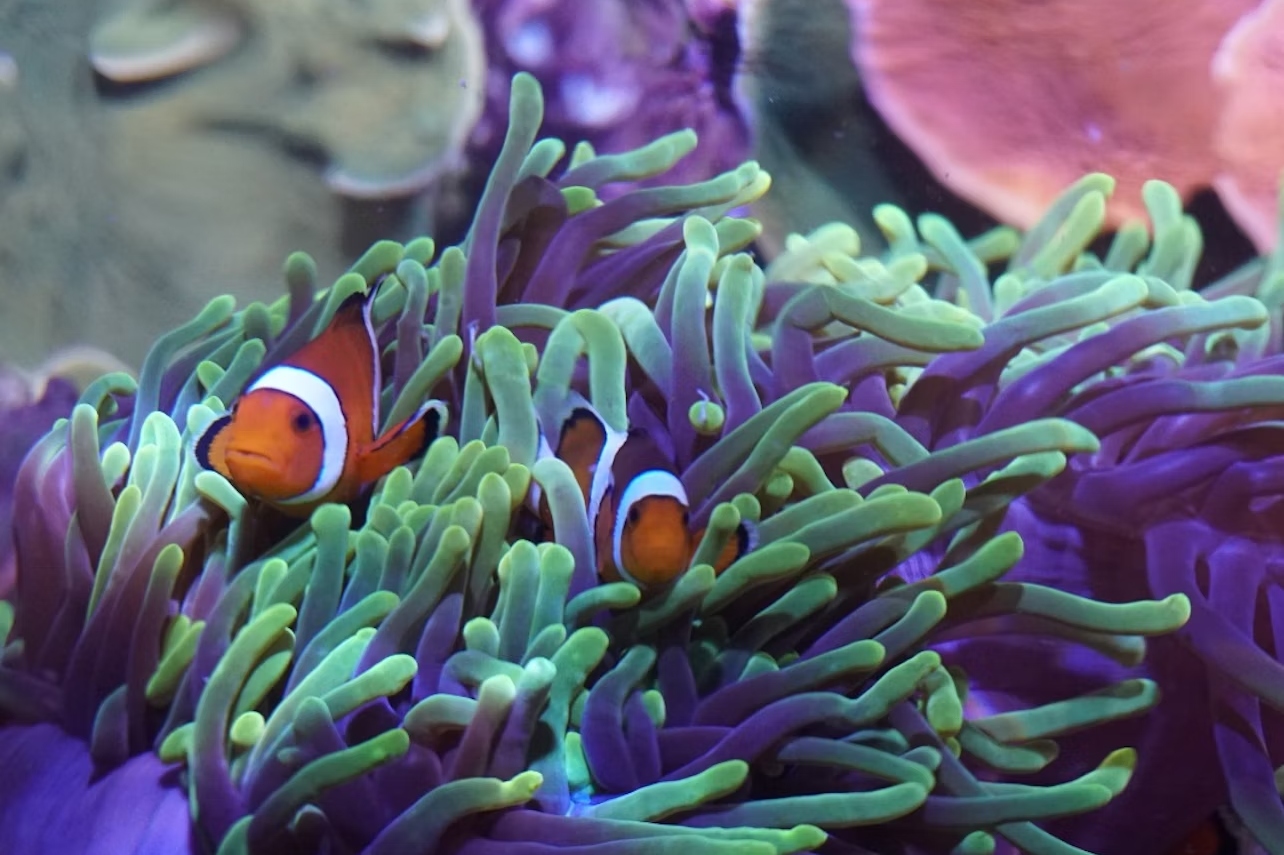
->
[472,0,750,194]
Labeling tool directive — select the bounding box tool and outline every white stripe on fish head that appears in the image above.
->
[611,469,688,586]
[360,290,382,430]
[587,423,628,536]
[247,365,348,504]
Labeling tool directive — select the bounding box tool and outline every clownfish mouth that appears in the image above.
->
[222,447,297,502]
[223,448,286,480]
[225,449,276,465]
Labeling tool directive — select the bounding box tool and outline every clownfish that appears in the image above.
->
[530,394,754,589]
[195,289,447,516]
[1166,810,1237,855]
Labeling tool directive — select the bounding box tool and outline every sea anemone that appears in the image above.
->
[0,365,78,597]
[983,178,1284,852]
[818,172,1284,853]
[2,73,1233,855]
[89,0,486,199]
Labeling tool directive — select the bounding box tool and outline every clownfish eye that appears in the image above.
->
[627,506,641,526]
[292,411,314,433]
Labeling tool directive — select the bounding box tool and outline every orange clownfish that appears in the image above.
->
[1166,810,1237,855]
[195,289,447,515]
[531,395,754,589]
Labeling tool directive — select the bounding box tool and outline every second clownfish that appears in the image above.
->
[195,289,447,516]
[1166,810,1237,855]
[531,394,755,589]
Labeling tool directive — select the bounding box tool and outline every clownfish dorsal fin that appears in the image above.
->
[193,414,233,478]
[552,402,619,506]
[277,288,381,445]
[586,417,628,536]
[357,399,447,485]
[527,390,599,519]
[554,400,627,543]
[529,390,630,532]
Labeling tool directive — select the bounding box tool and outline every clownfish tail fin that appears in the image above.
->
[359,399,447,482]
[193,414,233,477]
[737,518,759,555]
[702,516,759,575]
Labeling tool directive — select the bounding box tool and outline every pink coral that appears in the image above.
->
[1212,0,1284,253]
[845,0,1279,250]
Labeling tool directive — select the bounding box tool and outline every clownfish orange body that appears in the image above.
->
[195,290,446,516]
[532,395,754,589]
[1166,810,1236,855]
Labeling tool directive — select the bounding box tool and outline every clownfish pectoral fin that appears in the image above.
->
[357,399,447,484]
[193,414,233,478]
[1166,810,1235,855]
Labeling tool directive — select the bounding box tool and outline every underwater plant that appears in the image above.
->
[11,71,1283,855]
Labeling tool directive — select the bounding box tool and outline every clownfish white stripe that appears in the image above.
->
[360,292,382,428]
[587,425,629,534]
[612,469,688,586]
[247,365,348,504]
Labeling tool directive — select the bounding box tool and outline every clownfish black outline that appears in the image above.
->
[194,287,447,516]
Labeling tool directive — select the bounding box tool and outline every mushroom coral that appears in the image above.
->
[7,73,1265,855]
[89,0,486,199]
[1,0,487,369]
[845,0,1281,252]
